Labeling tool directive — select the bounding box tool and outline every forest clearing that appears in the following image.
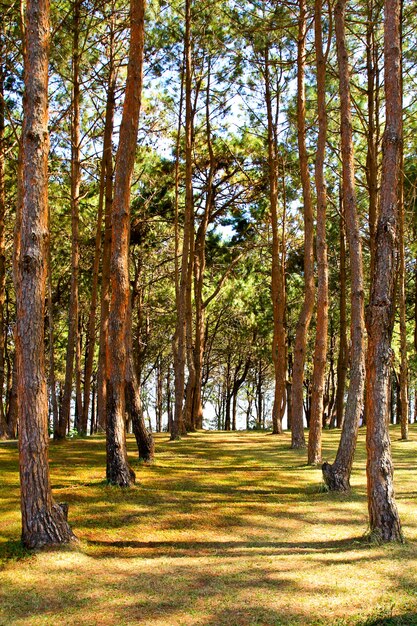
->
[1,429,417,626]
[2,0,417,614]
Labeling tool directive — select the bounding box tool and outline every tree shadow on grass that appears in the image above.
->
[85,536,369,560]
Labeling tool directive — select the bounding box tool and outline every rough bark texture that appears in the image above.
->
[308,0,328,465]
[106,0,145,486]
[16,0,75,548]
[365,0,403,542]
[322,0,365,491]
[335,204,348,429]
[291,0,315,449]
[0,27,7,438]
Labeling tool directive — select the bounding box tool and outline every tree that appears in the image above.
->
[15,0,75,547]
[291,0,315,449]
[322,0,366,491]
[308,0,329,465]
[172,0,193,440]
[364,0,403,542]
[0,17,7,439]
[106,0,146,486]
[58,0,82,440]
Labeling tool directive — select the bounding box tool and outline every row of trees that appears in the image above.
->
[1,0,414,546]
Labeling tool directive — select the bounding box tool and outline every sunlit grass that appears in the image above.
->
[1,427,417,625]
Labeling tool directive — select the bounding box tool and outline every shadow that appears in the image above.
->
[85,536,367,560]
[360,615,417,626]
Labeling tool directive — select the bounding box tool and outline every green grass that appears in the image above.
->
[1,427,417,625]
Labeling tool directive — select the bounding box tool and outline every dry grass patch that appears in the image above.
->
[1,428,417,625]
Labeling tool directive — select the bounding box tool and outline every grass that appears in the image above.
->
[1,426,417,625]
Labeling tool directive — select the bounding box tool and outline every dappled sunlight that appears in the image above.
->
[1,428,417,625]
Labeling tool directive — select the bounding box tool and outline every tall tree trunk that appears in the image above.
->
[398,13,408,441]
[75,316,83,430]
[308,0,328,465]
[0,26,7,438]
[167,365,173,432]
[291,0,315,449]
[183,223,196,431]
[106,0,145,486]
[16,0,75,547]
[172,0,192,440]
[97,31,116,432]
[58,0,81,439]
[192,63,215,430]
[335,200,348,429]
[155,356,163,432]
[264,46,286,436]
[126,355,154,463]
[364,0,403,542]
[322,0,366,491]
[6,352,18,438]
[47,243,59,437]
[82,21,116,434]
[366,0,380,280]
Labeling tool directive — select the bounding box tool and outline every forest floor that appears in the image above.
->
[1,428,417,625]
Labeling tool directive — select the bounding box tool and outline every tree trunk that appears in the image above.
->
[192,65,215,430]
[322,0,366,491]
[398,14,408,441]
[172,0,192,440]
[96,18,116,433]
[264,46,286,436]
[335,201,348,429]
[58,0,81,439]
[366,0,380,280]
[291,0,315,449]
[6,352,18,439]
[365,0,403,542]
[47,244,59,437]
[16,0,75,547]
[106,0,146,486]
[308,0,328,465]
[81,17,116,433]
[0,27,7,439]
[155,356,163,432]
[167,365,173,432]
[126,355,154,463]
[75,316,83,431]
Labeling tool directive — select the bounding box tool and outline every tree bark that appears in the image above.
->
[82,19,116,435]
[16,0,76,547]
[291,0,315,449]
[322,0,366,491]
[0,26,7,438]
[308,0,328,465]
[58,0,81,439]
[47,241,59,437]
[364,0,403,542]
[97,62,116,433]
[398,13,408,441]
[106,0,146,486]
[264,46,286,436]
[335,200,348,429]
[366,0,380,280]
[172,0,193,440]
